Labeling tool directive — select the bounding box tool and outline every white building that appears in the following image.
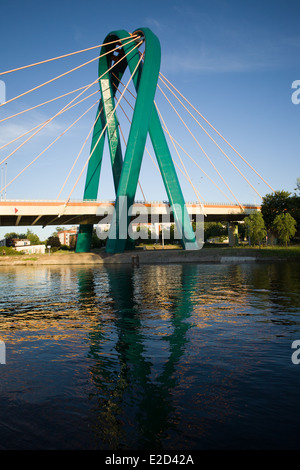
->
[14,244,45,254]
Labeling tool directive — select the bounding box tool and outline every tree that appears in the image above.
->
[289,194,300,231]
[26,229,40,245]
[46,236,61,249]
[272,213,297,246]
[204,222,227,242]
[261,190,299,237]
[4,231,26,239]
[244,212,267,246]
[295,178,300,194]
[261,190,291,230]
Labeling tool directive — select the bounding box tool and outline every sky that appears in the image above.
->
[0,0,299,240]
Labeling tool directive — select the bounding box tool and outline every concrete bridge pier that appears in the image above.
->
[228,222,239,246]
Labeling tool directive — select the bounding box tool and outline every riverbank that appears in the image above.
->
[0,246,299,266]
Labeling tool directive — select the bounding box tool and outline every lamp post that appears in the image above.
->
[4,163,7,201]
[0,163,7,201]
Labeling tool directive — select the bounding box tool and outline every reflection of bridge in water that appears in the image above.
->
[79,263,203,449]
[77,261,296,449]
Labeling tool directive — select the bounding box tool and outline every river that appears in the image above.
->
[0,261,299,450]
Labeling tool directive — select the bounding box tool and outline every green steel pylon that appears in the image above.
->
[76,27,198,253]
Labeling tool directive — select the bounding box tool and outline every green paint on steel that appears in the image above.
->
[76,28,197,253]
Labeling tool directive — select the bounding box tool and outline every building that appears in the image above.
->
[14,244,45,255]
[0,238,45,254]
[0,238,31,247]
[57,228,77,247]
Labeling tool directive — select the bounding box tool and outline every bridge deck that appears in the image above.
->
[0,200,260,226]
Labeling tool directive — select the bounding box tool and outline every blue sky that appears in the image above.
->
[0,0,299,240]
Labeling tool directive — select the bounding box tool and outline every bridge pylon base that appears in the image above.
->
[76,224,93,253]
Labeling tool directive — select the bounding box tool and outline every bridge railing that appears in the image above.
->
[0,199,260,207]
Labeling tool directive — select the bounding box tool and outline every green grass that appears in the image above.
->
[251,246,300,258]
[203,245,300,258]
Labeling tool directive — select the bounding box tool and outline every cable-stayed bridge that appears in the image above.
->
[0,28,274,252]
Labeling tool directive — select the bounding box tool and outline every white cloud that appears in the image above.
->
[0,122,30,146]
[161,38,291,75]
[144,18,163,30]
[0,110,64,147]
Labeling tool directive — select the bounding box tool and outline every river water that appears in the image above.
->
[0,261,299,450]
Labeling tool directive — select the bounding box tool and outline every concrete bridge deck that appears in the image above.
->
[0,200,260,227]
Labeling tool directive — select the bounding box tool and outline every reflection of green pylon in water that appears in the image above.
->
[76,27,197,254]
[84,264,195,448]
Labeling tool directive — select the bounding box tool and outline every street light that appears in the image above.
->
[4,163,7,201]
[0,163,7,201]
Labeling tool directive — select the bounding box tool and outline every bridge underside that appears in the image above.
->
[0,201,260,227]
[0,213,249,227]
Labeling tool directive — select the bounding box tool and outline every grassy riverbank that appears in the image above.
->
[0,245,299,266]
[201,245,300,259]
